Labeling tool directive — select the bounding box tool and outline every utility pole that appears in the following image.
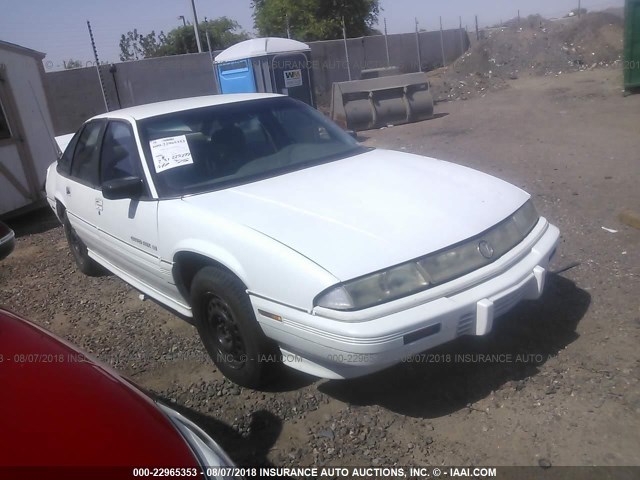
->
[86,20,109,112]
[178,15,186,27]
[189,0,203,53]
[475,15,479,41]
[285,14,291,39]
[578,0,582,18]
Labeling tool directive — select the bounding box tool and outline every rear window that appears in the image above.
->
[57,131,82,175]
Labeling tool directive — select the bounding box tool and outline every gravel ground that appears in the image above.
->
[1,68,639,471]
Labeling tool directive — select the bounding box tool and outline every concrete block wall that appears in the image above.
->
[45,52,222,135]
[45,29,469,135]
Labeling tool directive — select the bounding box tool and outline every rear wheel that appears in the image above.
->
[62,212,103,276]
[191,266,277,388]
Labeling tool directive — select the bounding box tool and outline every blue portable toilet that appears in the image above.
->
[215,37,315,107]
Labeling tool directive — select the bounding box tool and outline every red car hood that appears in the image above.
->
[0,308,197,467]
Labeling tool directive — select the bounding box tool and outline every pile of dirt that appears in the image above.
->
[433,12,624,101]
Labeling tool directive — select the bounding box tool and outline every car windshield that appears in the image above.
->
[137,96,363,197]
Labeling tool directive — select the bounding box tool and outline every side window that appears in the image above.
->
[70,121,103,186]
[100,122,141,184]
[57,131,82,175]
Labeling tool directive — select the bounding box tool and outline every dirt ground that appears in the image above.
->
[431,12,625,102]
[1,67,639,470]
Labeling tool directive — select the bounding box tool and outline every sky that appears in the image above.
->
[0,0,624,71]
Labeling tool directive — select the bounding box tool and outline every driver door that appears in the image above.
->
[94,120,164,294]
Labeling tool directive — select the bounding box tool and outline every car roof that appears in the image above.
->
[92,93,283,121]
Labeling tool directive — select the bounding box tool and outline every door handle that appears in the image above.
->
[65,186,71,196]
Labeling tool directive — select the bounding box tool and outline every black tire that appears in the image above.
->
[62,212,103,276]
[191,266,277,389]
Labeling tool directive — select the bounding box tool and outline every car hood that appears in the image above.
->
[182,149,530,281]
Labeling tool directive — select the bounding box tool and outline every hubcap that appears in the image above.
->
[204,294,246,369]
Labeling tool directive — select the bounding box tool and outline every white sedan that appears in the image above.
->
[46,94,559,388]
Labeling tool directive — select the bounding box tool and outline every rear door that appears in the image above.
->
[64,120,106,255]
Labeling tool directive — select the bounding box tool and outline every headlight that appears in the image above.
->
[315,200,539,312]
[157,403,240,480]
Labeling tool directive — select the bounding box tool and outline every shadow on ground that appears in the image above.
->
[261,365,317,393]
[318,273,590,418]
[151,392,283,468]
[4,207,59,238]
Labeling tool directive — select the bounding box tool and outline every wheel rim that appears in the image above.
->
[202,293,246,369]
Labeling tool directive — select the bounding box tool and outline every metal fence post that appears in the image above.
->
[87,20,109,112]
[415,17,422,72]
[475,15,479,41]
[440,16,446,67]
[384,18,391,68]
[459,16,464,56]
[342,17,352,81]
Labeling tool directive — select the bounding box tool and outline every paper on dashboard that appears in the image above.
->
[150,135,194,173]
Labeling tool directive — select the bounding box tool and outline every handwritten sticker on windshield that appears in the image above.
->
[149,135,194,173]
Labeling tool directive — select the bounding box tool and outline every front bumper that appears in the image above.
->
[251,218,560,379]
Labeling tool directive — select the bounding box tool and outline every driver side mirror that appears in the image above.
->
[103,176,144,200]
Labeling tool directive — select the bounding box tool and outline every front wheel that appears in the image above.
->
[191,267,277,389]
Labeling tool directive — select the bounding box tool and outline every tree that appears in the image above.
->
[119,29,167,61]
[252,0,380,41]
[63,59,83,69]
[160,17,250,55]
[119,17,249,61]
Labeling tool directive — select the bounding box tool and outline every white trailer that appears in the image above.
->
[0,40,58,217]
